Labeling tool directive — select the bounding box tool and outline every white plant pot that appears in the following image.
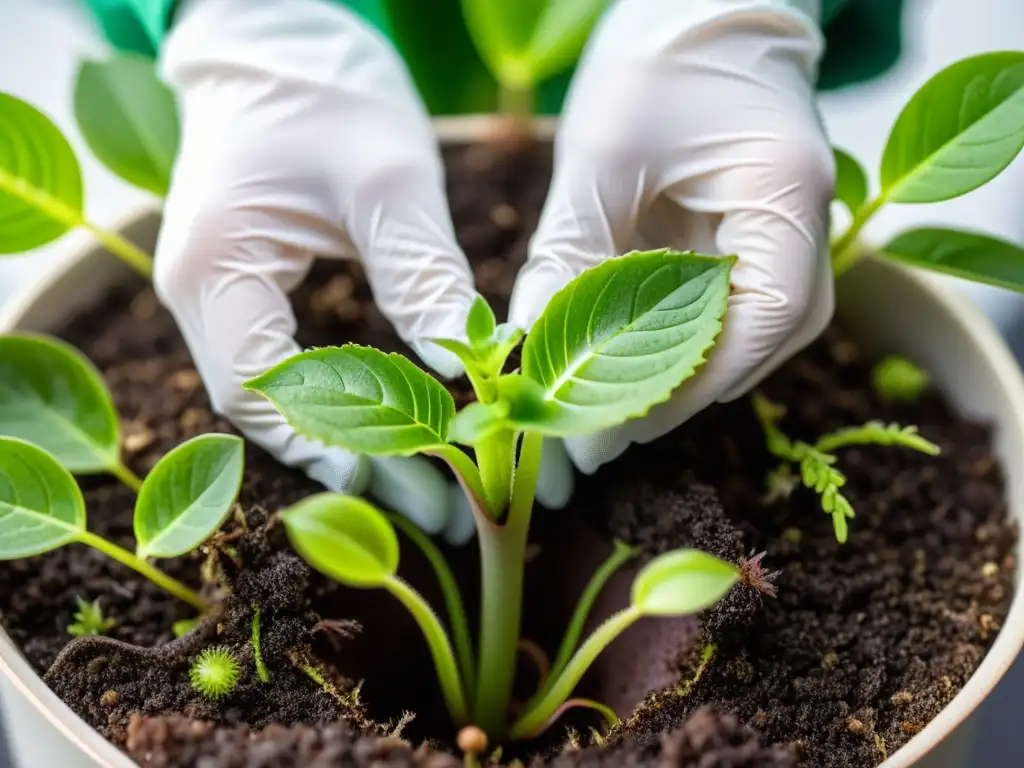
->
[2,118,1024,768]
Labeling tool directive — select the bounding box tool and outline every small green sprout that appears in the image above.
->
[872,355,929,404]
[67,596,116,637]
[753,392,940,543]
[172,617,201,638]
[251,603,270,683]
[189,647,241,700]
[251,249,740,743]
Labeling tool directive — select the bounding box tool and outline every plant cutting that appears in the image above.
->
[246,248,742,741]
[0,38,1022,768]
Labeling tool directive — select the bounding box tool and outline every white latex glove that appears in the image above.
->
[155,0,479,542]
[513,0,836,494]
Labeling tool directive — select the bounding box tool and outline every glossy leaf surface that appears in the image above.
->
[0,334,120,473]
[881,227,1024,292]
[245,346,455,455]
[0,438,86,559]
[135,434,245,558]
[0,92,83,253]
[505,250,732,436]
[281,493,399,587]
[880,52,1024,203]
[631,549,739,616]
[74,54,180,196]
[833,147,868,214]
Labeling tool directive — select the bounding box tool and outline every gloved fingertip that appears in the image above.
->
[534,438,575,510]
[367,455,449,534]
[443,483,477,546]
[508,262,573,331]
[306,450,371,495]
[413,339,466,380]
[565,429,631,476]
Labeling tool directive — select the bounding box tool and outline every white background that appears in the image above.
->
[0,0,1022,764]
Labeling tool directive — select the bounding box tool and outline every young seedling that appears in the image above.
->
[459,0,609,124]
[190,646,241,701]
[0,427,244,611]
[248,247,740,742]
[829,52,1024,286]
[67,596,116,637]
[871,355,929,404]
[1,53,177,275]
[752,393,940,543]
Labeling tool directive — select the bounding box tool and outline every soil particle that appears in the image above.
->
[0,139,1016,768]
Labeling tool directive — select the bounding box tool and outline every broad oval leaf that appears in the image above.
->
[0,92,83,253]
[466,295,497,349]
[509,250,733,436]
[74,54,180,197]
[0,334,121,473]
[0,437,86,559]
[134,434,245,559]
[281,493,399,587]
[833,148,868,215]
[631,549,739,616]
[244,345,455,456]
[880,52,1024,203]
[461,0,610,87]
[882,227,1024,292]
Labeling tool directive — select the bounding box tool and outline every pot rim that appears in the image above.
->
[2,114,1023,768]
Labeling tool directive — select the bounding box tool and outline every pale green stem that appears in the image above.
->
[251,602,270,683]
[76,530,206,611]
[109,460,144,492]
[0,169,153,279]
[522,697,619,739]
[831,196,886,277]
[476,428,515,516]
[498,83,534,124]
[387,512,476,697]
[472,431,542,740]
[510,607,642,740]
[384,575,468,726]
[540,541,638,700]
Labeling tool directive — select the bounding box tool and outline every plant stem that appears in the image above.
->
[79,221,154,280]
[387,513,476,696]
[0,169,154,279]
[477,429,515,516]
[76,530,206,611]
[541,541,638,699]
[109,460,143,492]
[498,83,534,123]
[831,195,885,277]
[251,602,270,683]
[473,432,543,739]
[510,607,642,740]
[523,698,619,739]
[384,575,468,726]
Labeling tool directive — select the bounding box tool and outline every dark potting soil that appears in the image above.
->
[0,139,1015,768]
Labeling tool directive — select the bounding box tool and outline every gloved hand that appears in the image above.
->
[513,0,836,500]
[155,0,479,542]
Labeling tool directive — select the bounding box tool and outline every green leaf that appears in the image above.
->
[0,437,86,559]
[0,334,121,473]
[833,148,868,214]
[461,0,610,87]
[134,434,245,559]
[880,51,1024,203]
[244,345,455,456]
[466,295,497,349]
[0,92,84,254]
[74,54,179,197]
[631,549,739,616]
[881,227,1024,293]
[281,493,399,587]
[449,400,509,445]
[505,250,733,436]
[67,596,116,637]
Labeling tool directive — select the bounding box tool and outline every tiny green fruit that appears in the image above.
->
[189,647,241,700]
[871,355,930,404]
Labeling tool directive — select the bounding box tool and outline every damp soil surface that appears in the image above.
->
[0,139,1016,768]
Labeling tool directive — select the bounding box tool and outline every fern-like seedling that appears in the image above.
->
[189,647,241,700]
[752,392,940,543]
[67,596,116,637]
